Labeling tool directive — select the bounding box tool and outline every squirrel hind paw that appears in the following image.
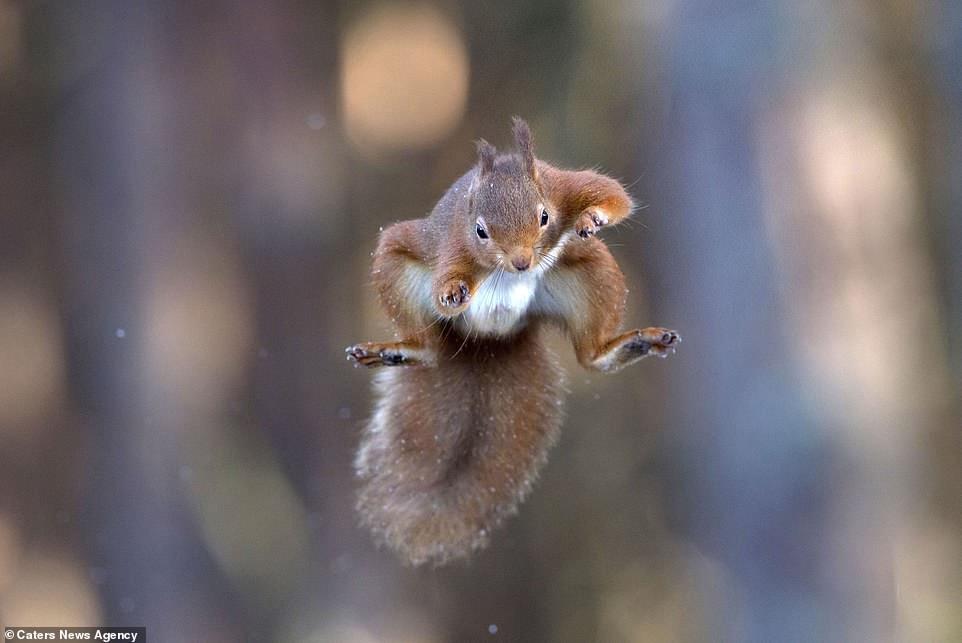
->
[347,340,431,368]
[347,343,406,368]
[640,328,680,358]
[591,327,681,371]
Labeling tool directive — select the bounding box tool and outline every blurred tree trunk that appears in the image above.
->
[925,2,962,385]
[647,2,952,640]
[54,2,211,639]
[648,5,842,637]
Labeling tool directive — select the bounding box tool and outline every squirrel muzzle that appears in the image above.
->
[508,247,533,272]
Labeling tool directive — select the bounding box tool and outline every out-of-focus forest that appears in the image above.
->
[0,1,960,641]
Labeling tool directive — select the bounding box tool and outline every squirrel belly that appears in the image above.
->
[461,269,539,336]
[459,231,573,337]
[354,327,565,566]
[398,261,543,338]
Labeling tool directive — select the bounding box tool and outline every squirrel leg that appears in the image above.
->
[347,220,442,368]
[346,339,435,368]
[369,219,442,332]
[432,244,478,318]
[583,327,680,372]
[542,239,680,373]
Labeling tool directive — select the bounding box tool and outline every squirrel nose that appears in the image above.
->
[511,255,531,271]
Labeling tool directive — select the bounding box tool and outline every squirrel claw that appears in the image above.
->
[347,341,427,368]
[642,328,681,358]
[575,207,609,239]
[347,344,403,368]
[438,279,471,312]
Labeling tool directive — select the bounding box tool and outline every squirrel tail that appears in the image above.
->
[354,327,565,566]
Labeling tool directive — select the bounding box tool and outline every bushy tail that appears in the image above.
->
[355,329,565,566]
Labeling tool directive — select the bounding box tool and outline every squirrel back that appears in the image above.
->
[355,326,564,566]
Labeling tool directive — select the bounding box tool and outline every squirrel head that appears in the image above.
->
[467,118,563,273]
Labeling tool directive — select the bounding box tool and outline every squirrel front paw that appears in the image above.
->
[574,207,610,239]
[436,278,472,315]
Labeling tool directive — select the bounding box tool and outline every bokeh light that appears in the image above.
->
[0,278,65,437]
[0,552,102,626]
[0,513,22,593]
[143,234,253,413]
[185,424,310,601]
[0,1,22,79]
[340,2,469,156]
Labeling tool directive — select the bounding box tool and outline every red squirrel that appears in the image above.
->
[347,118,679,566]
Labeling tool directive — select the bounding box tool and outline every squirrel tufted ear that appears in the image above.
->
[511,116,536,180]
[476,139,496,175]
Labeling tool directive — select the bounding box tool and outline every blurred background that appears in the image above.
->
[0,0,960,641]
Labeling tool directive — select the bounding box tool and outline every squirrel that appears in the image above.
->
[347,117,680,566]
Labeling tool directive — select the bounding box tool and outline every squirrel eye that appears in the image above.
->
[540,209,549,227]
[476,222,489,239]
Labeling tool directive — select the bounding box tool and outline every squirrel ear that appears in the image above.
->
[476,139,496,175]
[511,116,537,180]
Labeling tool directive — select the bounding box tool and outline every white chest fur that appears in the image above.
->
[459,232,573,336]
[462,269,540,336]
[400,233,572,337]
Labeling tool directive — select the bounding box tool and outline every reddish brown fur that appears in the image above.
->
[348,118,679,565]
[354,328,565,565]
